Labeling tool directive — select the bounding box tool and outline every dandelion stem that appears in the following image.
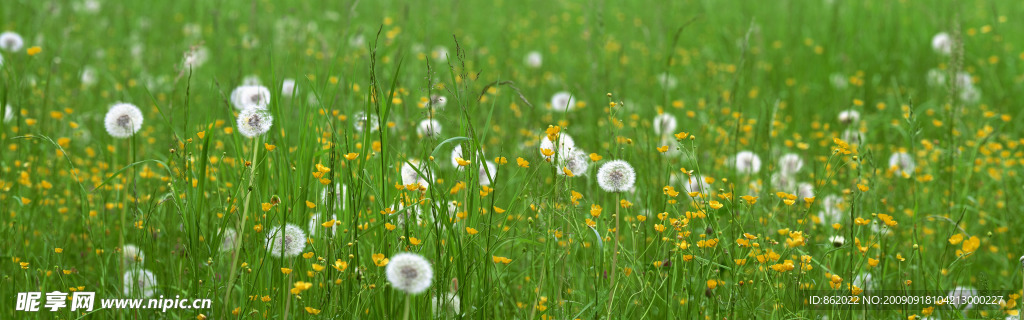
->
[222,136,260,318]
[402,293,412,320]
[607,193,621,318]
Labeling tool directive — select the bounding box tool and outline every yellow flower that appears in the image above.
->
[709,201,723,209]
[492,256,512,264]
[372,253,389,267]
[589,153,602,162]
[562,167,574,176]
[305,307,321,315]
[657,145,669,153]
[321,219,336,228]
[27,46,41,56]
[466,227,479,235]
[516,157,530,168]
[455,157,471,166]
[264,143,277,151]
[344,153,359,160]
[281,268,292,274]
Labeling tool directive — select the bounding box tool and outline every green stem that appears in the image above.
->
[402,294,411,320]
[222,137,260,318]
[607,193,621,318]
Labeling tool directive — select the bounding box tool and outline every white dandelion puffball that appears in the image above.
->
[219,228,239,253]
[3,104,14,123]
[732,151,762,174]
[777,153,804,175]
[841,129,863,145]
[432,292,462,317]
[385,252,434,294]
[829,235,845,247]
[524,51,542,68]
[796,182,814,200]
[829,73,848,89]
[817,195,845,224]
[81,66,98,87]
[417,119,442,138]
[852,273,875,292]
[771,173,796,192]
[353,111,380,133]
[432,46,450,61]
[122,244,145,266]
[685,175,709,195]
[925,69,945,87]
[959,86,981,104]
[308,213,338,236]
[265,224,307,258]
[182,46,209,69]
[428,95,447,109]
[656,73,678,89]
[237,107,273,138]
[0,31,25,52]
[349,34,366,48]
[550,91,576,112]
[931,32,952,55]
[539,132,576,161]
[450,145,467,169]
[837,109,860,124]
[401,159,430,189]
[653,113,678,136]
[230,85,271,110]
[478,161,497,186]
[123,269,158,298]
[558,150,590,177]
[947,286,978,309]
[104,102,144,138]
[281,78,297,97]
[888,152,915,177]
[597,160,636,192]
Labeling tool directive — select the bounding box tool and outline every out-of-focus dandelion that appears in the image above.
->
[219,228,239,252]
[123,269,158,298]
[231,85,271,110]
[931,32,952,55]
[308,213,338,236]
[401,159,430,189]
[888,152,915,178]
[416,119,442,138]
[122,244,145,267]
[656,73,678,89]
[524,51,542,68]
[558,150,590,177]
[0,31,24,52]
[182,46,209,69]
[539,132,576,161]
[732,151,762,175]
[265,224,307,258]
[550,92,576,112]
[837,109,860,124]
[353,111,379,132]
[478,161,497,186]
[947,286,978,309]
[281,78,297,97]
[653,113,677,137]
[778,153,804,176]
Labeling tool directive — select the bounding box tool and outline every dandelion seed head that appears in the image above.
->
[597,160,636,193]
[385,252,434,294]
[0,31,25,52]
[123,269,158,298]
[230,85,271,110]
[104,102,144,138]
[558,150,590,177]
[931,32,952,55]
[122,244,144,267]
[837,109,860,124]
[947,286,978,309]
[432,292,461,317]
[281,78,297,97]
[524,51,542,68]
[417,119,442,138]
[237,107,273,138]
[308,213,338,236]
[219,228,239,253]
[353,112,379,133]
[778,153,804,175]
[888,152,915,178]
[182,46,209,69]
[429,95,447,109]
[539,133,576,161]
[733,151,762,174]
[550,92,576,112]
[265,224,307,258]
[401,159,430,189]
[656,73,678,89]
[653,113,678,136]
[478,161,497,186]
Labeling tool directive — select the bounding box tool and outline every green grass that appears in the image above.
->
[2,0,1024,319]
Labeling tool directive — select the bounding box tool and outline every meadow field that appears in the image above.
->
[2,0,1023,319]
